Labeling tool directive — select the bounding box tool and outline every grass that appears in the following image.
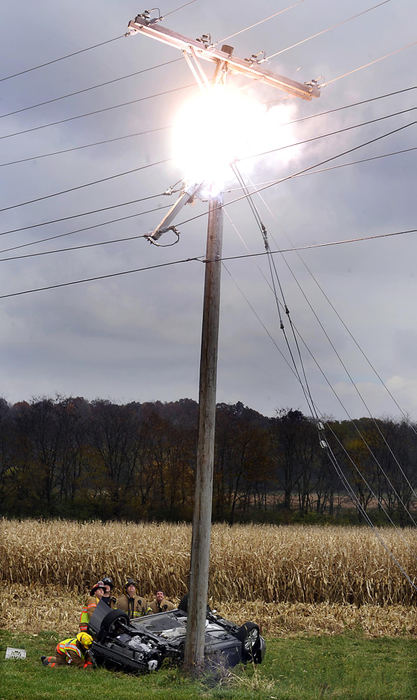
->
[1,631,416,699]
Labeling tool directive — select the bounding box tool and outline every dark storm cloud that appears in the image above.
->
[1,0,416,419]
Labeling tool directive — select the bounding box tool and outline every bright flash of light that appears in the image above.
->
[171,84,299,197]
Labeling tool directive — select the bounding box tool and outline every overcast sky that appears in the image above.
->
[0,0,416,421]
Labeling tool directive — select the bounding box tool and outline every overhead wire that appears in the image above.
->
[240,106,417,163]
[265,0,394,61]
[222,194,417,539]
[0,189,176,238]
[0,35,124,83]
[1,119,414,261]
[222,208,417,553]
[213,1,305,47]
[1,84,414,169]
[0,126,171,169]
[0,84,193,142]
[222,219,417,548]
[1,105,413,219]
[246,175,417,511]
[0,58,183,120]
[231,162,318,419]
[0,0,196,83]
[1,223,416,263]
[173,117,417,230]
[321,40,417,87]
[0,160,169,214]
[0,205,172,257]
[161,0,198,19]
[237,146,417,188]
[0,255,203,300]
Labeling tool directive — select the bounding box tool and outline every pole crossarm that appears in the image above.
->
[126,14,320,100]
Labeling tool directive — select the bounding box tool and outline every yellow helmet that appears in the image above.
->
[76,632,93,648]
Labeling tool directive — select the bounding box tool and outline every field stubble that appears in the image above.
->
[1,519,416,637]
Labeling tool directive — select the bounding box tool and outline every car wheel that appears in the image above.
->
[236,621,261,662]
[98,609,129,639]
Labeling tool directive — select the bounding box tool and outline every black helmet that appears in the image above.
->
[124,578,137,591]
[101,576,114,590]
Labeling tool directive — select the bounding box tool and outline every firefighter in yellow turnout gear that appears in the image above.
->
[41,632,93,668]
[79,581,105,632]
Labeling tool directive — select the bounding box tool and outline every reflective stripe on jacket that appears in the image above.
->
[79,596,99,631]
[56,638,83,664]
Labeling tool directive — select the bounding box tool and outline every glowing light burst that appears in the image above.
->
[171,84,298,197]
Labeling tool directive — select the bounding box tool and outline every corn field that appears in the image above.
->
[1,519,417,606]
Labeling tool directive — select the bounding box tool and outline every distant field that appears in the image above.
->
[1,519,416,638]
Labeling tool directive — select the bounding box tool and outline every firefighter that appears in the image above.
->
[41,632,93,668]
[101,575,117,608]
[79,581,105,632]
[146,590,175,614]
[116,578,146,618]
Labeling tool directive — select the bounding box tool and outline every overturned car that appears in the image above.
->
[88,599,265,674]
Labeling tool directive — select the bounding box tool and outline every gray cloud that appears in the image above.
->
[1,0,416,420]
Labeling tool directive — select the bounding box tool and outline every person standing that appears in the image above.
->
[116,578,146,618]
[101,576,117,608]
[79,581,105,632]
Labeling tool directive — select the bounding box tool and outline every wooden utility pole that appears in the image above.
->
[126,9,320,677]
[183,195,223,673]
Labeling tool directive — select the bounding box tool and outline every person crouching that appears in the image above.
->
[41,632,93,668]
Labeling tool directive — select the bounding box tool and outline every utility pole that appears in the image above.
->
[126,9,320,676]
[184,196,223,673]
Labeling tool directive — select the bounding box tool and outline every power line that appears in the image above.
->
[1,224,416,286]
[225,205,417,524]
[0,190,174,237]
[0,256,202,300]
[0,205,172,256]
[162,0,198,20]
[214,1,305,46]
[0,0,197,83]
[0,35,124,83]
[0,160,169,214]
[2,84,414,169]
[220,228,417,259]
[1,105,412,218]
[281,85,417,126]
[266,0,393,61]
[176,118,417,229]
[0,59,183,120]
[321,40,417,87]
[227,146,417,191]
[241,105,417,163]
[0,84,193,142]
[0,126,171,169]
[0,232,150,261]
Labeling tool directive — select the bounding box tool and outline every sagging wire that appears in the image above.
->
[222,218,417,568]
[222,219,417,567]
[245,173,417,514]
[231,161,319,422]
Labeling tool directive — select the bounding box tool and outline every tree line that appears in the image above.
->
[1,396,416,524]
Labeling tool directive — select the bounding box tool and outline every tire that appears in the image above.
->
[98,609,129,640]
[236,621,261,662]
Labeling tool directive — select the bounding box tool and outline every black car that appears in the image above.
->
[88,599,265,674]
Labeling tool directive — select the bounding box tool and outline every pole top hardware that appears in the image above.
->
[125,12,320,100]
[196,33,212,48]
[244,50,266,65]
[145,225,180,246]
